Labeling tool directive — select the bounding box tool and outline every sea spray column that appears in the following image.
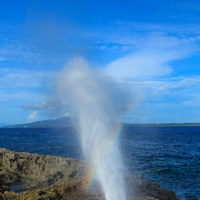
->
[58,58,126,200]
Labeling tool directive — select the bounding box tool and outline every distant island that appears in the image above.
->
[2,117,72,128]
[1,117,200,128]
[125,123,200,127]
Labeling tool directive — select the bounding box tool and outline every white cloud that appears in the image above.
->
[101,30,200,123]
[93,21,200,47]
[23,101,56,110]
[105,34,198,80]
[129,76,200,92]
[28,111,37,121]
[105,51,172,79]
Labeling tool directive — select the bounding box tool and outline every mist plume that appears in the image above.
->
[57,57,127,200]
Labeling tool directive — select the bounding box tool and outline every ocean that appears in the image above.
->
[0,126,199,200]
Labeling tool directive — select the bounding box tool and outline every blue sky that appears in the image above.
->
[1,0,200,124]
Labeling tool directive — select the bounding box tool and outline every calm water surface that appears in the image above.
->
[0,126,199,200]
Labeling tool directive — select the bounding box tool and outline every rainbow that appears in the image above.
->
[81,123,123,191]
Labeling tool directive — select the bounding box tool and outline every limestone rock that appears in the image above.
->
[0,149,179,200]
[0,148,85,188]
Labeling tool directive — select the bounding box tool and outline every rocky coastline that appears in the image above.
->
[0,148,179,200]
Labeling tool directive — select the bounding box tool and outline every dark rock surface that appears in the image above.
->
[0,149,179,200]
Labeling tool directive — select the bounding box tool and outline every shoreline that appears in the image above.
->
[0,148,179,200]
[2,123,200,129]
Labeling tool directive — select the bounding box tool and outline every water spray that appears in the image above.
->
[57,57,126,200]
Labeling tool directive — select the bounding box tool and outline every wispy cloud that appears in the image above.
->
[104,33,198,79]
[0,68,52,107]
[0,31,41,64]
[1,18,200,123]
[0,68,47,89]
[96,25,200,123]
[130,76,200,92]
[23,101,55,110]
[0,90,45,102]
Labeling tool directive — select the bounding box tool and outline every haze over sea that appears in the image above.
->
[0,126,199,200]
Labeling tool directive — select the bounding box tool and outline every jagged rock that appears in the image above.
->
[0,149,179,200]
[0,148,85,188]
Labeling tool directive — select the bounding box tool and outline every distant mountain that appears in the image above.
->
[3,117,72,128]
[124,123,200,127]
[2,117,200,128]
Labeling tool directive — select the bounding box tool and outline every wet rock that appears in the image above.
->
[0,149,179,200]
[134,179,178,200]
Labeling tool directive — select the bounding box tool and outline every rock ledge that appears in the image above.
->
[0,149,179,200]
